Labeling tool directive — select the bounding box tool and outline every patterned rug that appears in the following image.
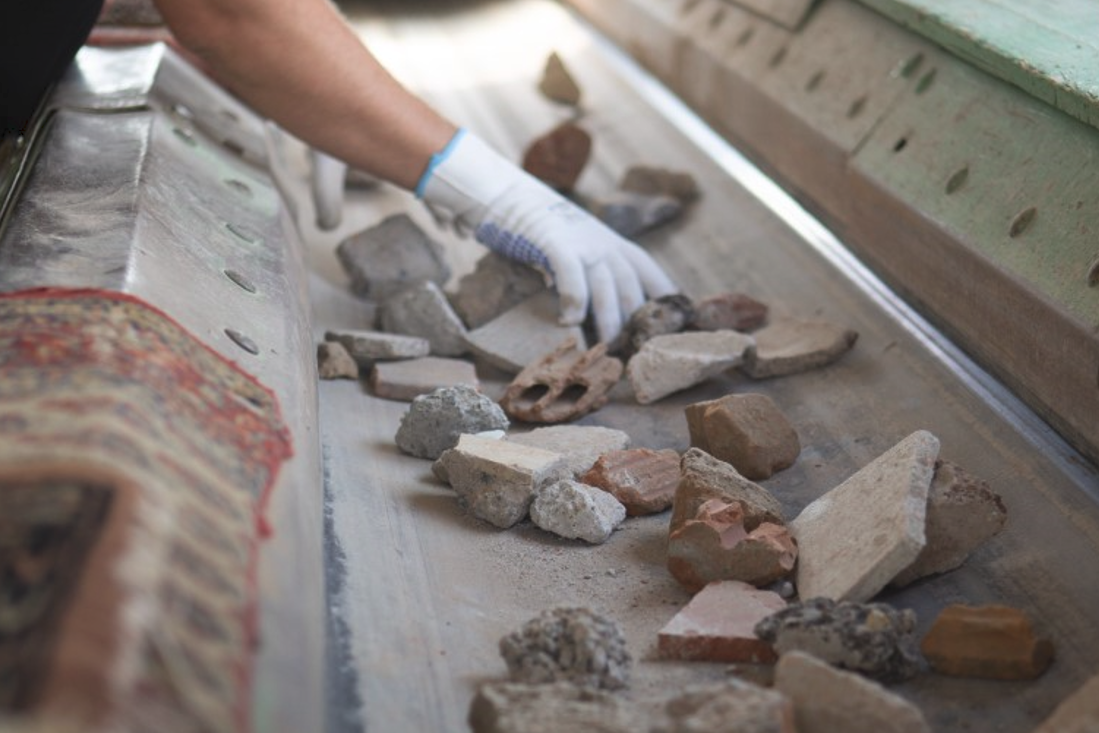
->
[0,288,293,733]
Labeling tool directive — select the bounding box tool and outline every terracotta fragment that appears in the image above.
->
[920,604,1054,680]
[369,356,479,401]
[580,448,679,516]
[522,122,591,191]
[692,292,768,332]
[658,580,785,663]
[316,341,359,380]
[538,52,582,106]
[500,338,623,423]
[670,448,785,535]
[689,393,800,480]
[740,314,858,379]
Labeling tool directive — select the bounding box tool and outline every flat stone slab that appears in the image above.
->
[791,430,939,603]
[627,330,755,404]
[740,314,858,379]
[317,341,359,380]
[379,280,469,357]
[920,604,1054,680]
[530,479,626,544]
[658,580,785,663]
[506,425,630,478]
[580,448,679,516]
[369,356,479,401]
[464,292,586,374]
[450,252,546,330]
[335,213,450,300]
[326,329,430,366]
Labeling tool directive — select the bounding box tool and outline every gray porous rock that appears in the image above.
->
[499,608,631,690]
[530,480,627,544]
[394,385,509,459]
[754,597,922,683]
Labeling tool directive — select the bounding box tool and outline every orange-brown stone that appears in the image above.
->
[521,122,592,191]
[921,604,1054,680]
[580,448,679,516]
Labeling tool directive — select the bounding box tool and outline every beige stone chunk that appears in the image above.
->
[627,330,754,405]
[464,292,586,374]
[740,314,857,379]
[506,425,630,479]
[658,580,785,663]
[369,357,478,401]
[920,604,1054,680]
[469,682,640,733]
[670,448,785,535]
[791,431,939,603]
[325,329,430,366]
[662,681,796,733]
[537,52,582,106]
[687,393,800,480]
[775,651,931,733]
[317,341,359,380]
[580,448,679,516]
[500,339,623,423]
[1034,673,1099,733]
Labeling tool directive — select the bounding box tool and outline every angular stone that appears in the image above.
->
[920,604,1054,680]
[662,681,795,733]
[616,294,696,359]
[499,607,631,690]
[465,292,587,374]
[1033,673,1099,733]
[619,166,700,204]
[326,329,430,366]
[394,385,509,460]
[668,499,797,591]
[316,341,359,380]
[755,597,923,683]
[469,682,641,733]
[891,460,1008,587]
[791,431,939,603]
[670,448,785,535]
[451,253,547,330]
[369,356,479,401]
[775,651,932,733]
[522,122,591,191]
[692,292,769,333]
[580,448,679,516]
[590,191,683,238]
[627,330,755,405]
[500,339,622,423]
[379,280,468,357]
[436,434,566,528]
[538,52,582,106]
[658,580,785,663]
[335,213,450,300]
[687,393,800,480]
[530,480,626,544]
[506,425,631,479]
[740,314,858,379]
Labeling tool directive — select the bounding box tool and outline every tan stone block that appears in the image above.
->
[921,604,1054,680]
[740,314,858,379]
[580,448,679,516]
[670,448,785,535]
[537,52,582,106]
[370,357,478,401]
[701,393,800,480]
[658,580,785,663]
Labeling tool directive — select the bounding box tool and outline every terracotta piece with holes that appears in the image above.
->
[500,338,624,423]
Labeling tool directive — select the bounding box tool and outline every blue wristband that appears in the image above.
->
[414,128,467,198]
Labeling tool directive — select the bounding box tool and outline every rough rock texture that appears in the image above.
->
[379,280,469,356]
[627,330,755,405]
[891,460,1008,587]
[740,314,858,379]
[661,681,795,733]
[335,213,450,300]
[590,191,683,238]
[668,499,797,591]
[920,604,1054,680]
[507,425,631,479]
[670,448,785,535]
[619,166,700,204]
[465,292,586,374]
[394,385,509,460]
[658,580,785,663]
[451,253,547,330]
[692,292,768,333]
[436,434,566,528]
[791,430,939,603]
[522,122,592,191]
[775,651,932,733]
[499,608,631,690]
[617,294,696,358]
[754,598,923,683]
[1033,672,1099,733]
[538,52,582,106]
[369,356,479,401]
[326,329,430,366]
[686,393,800,480]
[469,682,640,733]
[500,339,623,423]
[580,448,679,516]
[317,341,359,379]
[530,480,627,544]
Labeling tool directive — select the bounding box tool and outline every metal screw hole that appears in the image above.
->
[225,222,259,244]
[806,70,825,92]
[222,139,247,158]
[1009,207,1037,238]
[945,166,969,194]
[916,68,937,94]
[898,52,924,78]
[735,27,755,47]
[172,127,198,147]
[224,269,258,294]
[847,95,867,118]
[224,179,252,197]
[893,137,909,153]
[770,46,788,68]
[225,329,259,355]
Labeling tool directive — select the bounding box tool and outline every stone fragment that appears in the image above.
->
[537,52,582,106]
[619,165,700,204]
[506,425,631,479]
[920,604,1054,680]
[499,608,631,690]
[580,448,679,516]
[500,339,622,423]
[668,499,797,591]
[530,480,626,544]
[617,294,696,358]
[627,330,754,404]
[1033,672,1099,733]
[692,292,768,332]
[369,356,479,401]
[469,682,641,733]
[775,651,931,733]
[662,681,795,733]
[465,292,587,374]
[891,460,1007,587]
[522,122,591,191]
[754,597,923,683]
[670,448,785,535]
[335,213,450,300]
[451,253,547,330]
[326,329,430,366]
[791,430,939,603]
[316,341,359,380]
[590,191,683,238]
[379,280,468,357]
[687,393,800,480]
[394,385,509,460]
[740,314,858,379]
[658,580,785,663]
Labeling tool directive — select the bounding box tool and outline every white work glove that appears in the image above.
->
[418,129,678,344]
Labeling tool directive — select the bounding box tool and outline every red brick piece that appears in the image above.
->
[658,580,785,663]
[580,448,679,516]
[522,122,592,191]
[921,604,1054,680]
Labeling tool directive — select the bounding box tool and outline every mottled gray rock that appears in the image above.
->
[538,52,582,106]
[326,329,430,366]
[380,280,469,356]
[316,341,359,380]
[627,330,754,404]
[500,608,631,690]
[451,253,547,329]
[755,598,922,683]
[661,681,795,733]
[465,292,586,374]
[591,191,683,238]
[394,385,509,460]
[670,448,785,535]
[617,294,696,358]
[469,682,641,733]
[619,166,700,204]
[336,213,450,300]
[506,425,631,478]
[531,480,626,544]
[740,314,858,379]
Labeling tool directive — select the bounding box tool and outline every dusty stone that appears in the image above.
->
[791,430,939,603]
[670,448,785,535]
[668,499,797,591]
[580,448,679,516]
[662,681,795,733]
[1033,673,1099,733]
[500,339,623,423]
[620,166,700,204]
[451,253,547,329]
[506,425,631,479]
[627,330,755,404]
[369,356,479,401]
[658,580,785,663]
[394,385,509,460]
[775,651,932,733]
[920,604,1054,680]
[538,52,582,106]
[326,329,431,366]
[590,191,683,238]
[379,280,469,357]
[754,597,923,683]
[335,213,450,300]
[531,480,626,544]
[690,393,800,480]
[499,607,631,690]
[692,292,768,333]
[465,292,587,374]
[891,460,1008,587]
[616,294,696,358]
[522,122,592,191]
[316,341,359,380]
[740,314,858,379]
[469,682,640,733]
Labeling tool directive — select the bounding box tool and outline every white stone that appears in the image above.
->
[531,480,626,544]
[626,330,754,404]
[507,425,631,478]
